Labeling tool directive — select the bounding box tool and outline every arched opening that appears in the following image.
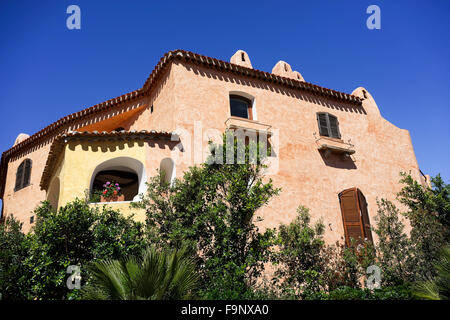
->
[15,159,32,191]
[92,169,138,201]
[229,94,253,120]
[160,158,175,185]
[90,157,146,202]
[47,177,60,209]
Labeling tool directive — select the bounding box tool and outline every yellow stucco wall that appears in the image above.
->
[48,139,148,220]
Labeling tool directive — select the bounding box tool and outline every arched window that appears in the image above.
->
[92,169,138,201]
[339,188,373,246]
[230,94,253,120]
[160,158,175,185]
[15,159,32,191]
[90,157,146,202]
[317,112,341,139]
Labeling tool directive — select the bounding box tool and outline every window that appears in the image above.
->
[15,159,32,191]
[317,113,341,139]
[113,127,125,132]
[339,188,373,246]
[92,169,139,201]
[230,95,252,120]
[90,157,146,202]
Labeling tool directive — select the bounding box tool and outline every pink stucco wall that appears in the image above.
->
[2,53,423,243]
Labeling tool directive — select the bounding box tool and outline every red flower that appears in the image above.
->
[103,190,107,194]
[113,190,117,195]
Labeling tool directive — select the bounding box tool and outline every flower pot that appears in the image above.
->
[100,194,125,202]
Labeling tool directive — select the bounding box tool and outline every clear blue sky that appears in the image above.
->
[0,0,449,188]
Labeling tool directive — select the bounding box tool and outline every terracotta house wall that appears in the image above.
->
[162,61,421,244]
[2,99,147,232]
[1,52,423,244]
[2,143,51,231]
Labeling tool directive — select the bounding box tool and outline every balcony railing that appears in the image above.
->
[225,117,273,136]
[315,135,355,159]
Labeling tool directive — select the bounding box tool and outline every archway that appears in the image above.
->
[90,157,146,202]
[160,157,175,185]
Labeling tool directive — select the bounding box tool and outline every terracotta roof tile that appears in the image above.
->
[1,49,362,198]
[39,130,174,191]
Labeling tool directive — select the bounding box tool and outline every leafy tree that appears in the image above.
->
[326,239,376,291]
[398,173,450,233]
[0,216,28,300]
[133,133,280,298]
[373,199,415,285]
[81,246,198,300]
[274,206,328,294]
[414,245,450,300]
[25,199,146,299]
[397,173,448,280]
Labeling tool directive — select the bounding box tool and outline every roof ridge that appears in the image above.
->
[39,129,174,190]
[1,49,363,197]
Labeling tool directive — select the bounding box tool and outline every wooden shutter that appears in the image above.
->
[23,159,32,187]
[317,113,329,136]
[358,190,373,244]
[328,115,341,139]
[339,188,364,246]
[15,162,24,191]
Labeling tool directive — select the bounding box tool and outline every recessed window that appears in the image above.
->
[230,95,252,120]
[30,216,35,224]
[92,169,138,201]
[160,158,175,186]
[317,112,341,139]
[15,159,32,191]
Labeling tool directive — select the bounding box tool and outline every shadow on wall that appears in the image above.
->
[182,63,367,115]
[319,151,357,170]
[67,140,181,153]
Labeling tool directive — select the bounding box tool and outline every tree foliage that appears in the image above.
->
[397,173,448,280]
[7,199,147,300]
[414,245,450,300]
[373,198,415,285]
[133,134,280,298]
[81,246,198,300]
[274,206,328,294]
[0,216,28,300]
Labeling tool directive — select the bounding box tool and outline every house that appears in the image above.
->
[0,49,429,245]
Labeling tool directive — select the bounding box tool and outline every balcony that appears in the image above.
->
[225,117,273,136]
[315,136,355,159]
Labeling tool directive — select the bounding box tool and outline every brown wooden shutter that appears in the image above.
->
[339,188,364,246]
[358,190,373,244]
[15,162,24,191]
[23,159,32,187]
[317,113,329,137]
[328,115,341,139]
